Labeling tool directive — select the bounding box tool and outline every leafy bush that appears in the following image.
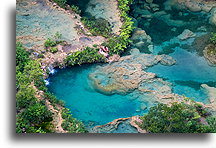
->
[38,53,45,58]
[138,103,216,133]
[61,108,86,133]
[81,17,112,38]
[22,102,53,125]
[44,32,64,48]
[71,5,81,14]
[210,32,216,45]
[50,47,58,53]
[103,0,134,55]
[65,47,105,66]
[16,42,30,72]
[53,0,67,8]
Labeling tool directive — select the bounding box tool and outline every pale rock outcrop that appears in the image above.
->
[209,8,216,26]
[177,29,196,40]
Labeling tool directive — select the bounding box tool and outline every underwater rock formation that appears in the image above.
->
[164,0,216,26]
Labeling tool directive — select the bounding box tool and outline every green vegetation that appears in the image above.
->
[16,42,86,133]
[44,32,64,48]
[65,47,105,66]
[210,32,216,45]
[206,32,216,56]
[138,103,216,133]
[61,108,87,133]
[71,5,81,14]
[81,17,112,38]
[103,0,134,55]
[53,0,67,8]
[16,42,30,72]
[50,47,58,53]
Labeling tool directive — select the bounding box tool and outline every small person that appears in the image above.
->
[98,46,109,58]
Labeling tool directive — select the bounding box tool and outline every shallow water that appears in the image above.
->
[48,0,216,130]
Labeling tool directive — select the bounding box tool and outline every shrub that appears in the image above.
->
[210,32,216,45]
[103,0,134,55]
[16,42,30,72]
[138,103,216,133]
[44,32,64,48]
[22,102,53,125]
[44,38,58,48]
[53,0,67,8]
[81,17,112,38]
[65,47,105,66]
[38,53,45,58]
[71,5,81,14]
[50,47,58,53]
[61,108,86,133]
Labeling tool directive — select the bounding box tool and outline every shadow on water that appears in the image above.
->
[66,0,91,16]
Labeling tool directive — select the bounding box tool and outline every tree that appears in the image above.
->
[139,103,215,133]
[22,102,53,125]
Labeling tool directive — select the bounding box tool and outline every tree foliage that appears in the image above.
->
[65,47,105,66]
[138,103,216,133]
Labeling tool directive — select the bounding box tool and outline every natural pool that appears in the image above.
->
[47,64,148,127]
[48,0,216,129]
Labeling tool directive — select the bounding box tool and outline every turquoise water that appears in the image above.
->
[147,47,216,103]
[47,65,147,127]
[47,1,216,129]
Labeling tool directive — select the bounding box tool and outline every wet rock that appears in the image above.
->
[107,54,120,63]
[130,48,140,55]
[148,45,154,53]
[89,54,176,95]
[177,29,196,40]
[203,44,216,66]
[209,8,216,26]
[201,84,216,105]
[158,54,176,66]
[131,28,152,43]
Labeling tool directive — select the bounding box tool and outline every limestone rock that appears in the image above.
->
[130,48,140,55]
[209,8,216,26]
[201,84,216,105]
[177,29,196,40]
